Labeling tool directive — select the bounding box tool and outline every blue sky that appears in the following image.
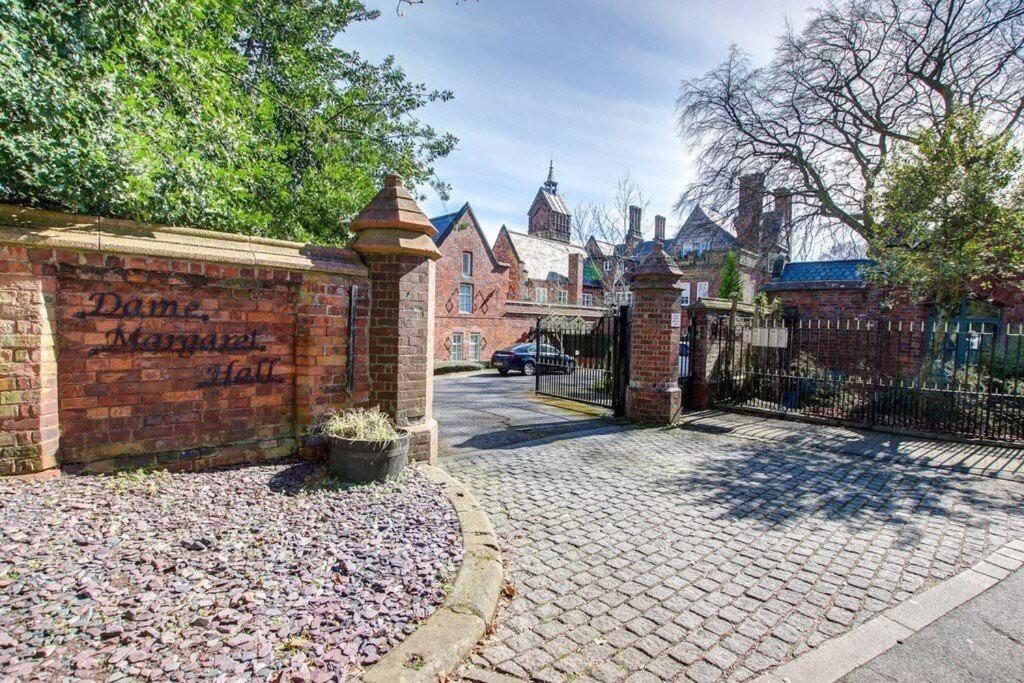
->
[344,0,818,244]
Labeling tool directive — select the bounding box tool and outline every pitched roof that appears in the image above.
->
[429,203,505,270]
[670,205,736,253]
[583,260,603,288]
[500,228,587,283]
[778,259,874,283]
[429,205,468,245]
[534,187,570,216]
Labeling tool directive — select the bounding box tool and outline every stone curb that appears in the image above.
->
[361,465,503,682]
[754,538,1024,683]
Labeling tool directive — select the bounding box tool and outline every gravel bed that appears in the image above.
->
[0,461,463,681]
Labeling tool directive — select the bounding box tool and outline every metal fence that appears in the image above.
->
[536,307,630,415]
[705,314,1024,443]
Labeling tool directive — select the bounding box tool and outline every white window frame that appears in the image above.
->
[451,332,463,361]
[556,290,568,304]
[535,288,548,304]
[582,293,595,307]
[461,251,473,277]
[468,333,481,361]
[680,283,691,306]
[696,281,709,300]
[603,260,612,274]
[459,283,473,313]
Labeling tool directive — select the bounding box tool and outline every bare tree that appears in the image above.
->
[573,172,652,301]
[677,0,1024,246]
[820,239,869,260]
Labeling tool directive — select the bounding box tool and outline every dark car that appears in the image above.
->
[491,343,576,376]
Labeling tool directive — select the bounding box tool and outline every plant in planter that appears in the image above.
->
[320,407,409,484]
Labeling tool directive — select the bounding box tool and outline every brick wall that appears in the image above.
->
[434,213,509,362]
[0,206,370,477]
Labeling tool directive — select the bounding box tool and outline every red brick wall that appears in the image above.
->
[0,243,370,477]
[434,214,509,362]
[0,250,59,477]
[491,231,522,299]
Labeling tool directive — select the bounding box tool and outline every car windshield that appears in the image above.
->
[512,344,534,353]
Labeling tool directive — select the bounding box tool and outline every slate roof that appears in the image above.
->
[536,187,570,216]
[429,205,467,245]
[500,228,587,283]
[670,205,737,254]
[778,259,874,282]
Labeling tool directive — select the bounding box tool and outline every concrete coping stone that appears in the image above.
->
[0,203,368,277]
[361,464,503,682]
[754,541,1024,683]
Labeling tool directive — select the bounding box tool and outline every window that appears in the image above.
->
[603,260,612,274]
[535,288,548,303]
[451,332,463,361]
[556,290,568,304]
[582,293,596,307]
[459,283,473,313]
[680,283,691,306]
[461,252,473,277]
[468,333,481,361]
[696,281,709,300]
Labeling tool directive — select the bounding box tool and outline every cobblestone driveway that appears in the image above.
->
[443,413,1024,681]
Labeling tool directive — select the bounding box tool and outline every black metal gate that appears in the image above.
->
[705,313,1024,443]
[535,306,630,416]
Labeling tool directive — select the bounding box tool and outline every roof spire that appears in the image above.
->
[544,158,558,194]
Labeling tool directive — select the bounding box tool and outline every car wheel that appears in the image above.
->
[498,368,510,376]
[522,361,536,376]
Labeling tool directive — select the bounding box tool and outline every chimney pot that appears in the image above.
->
[654,215,666,241]
[628,205,642,239]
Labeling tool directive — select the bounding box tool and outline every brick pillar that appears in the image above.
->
[688,306,712,410]
[626,242,684,425]
[568,253,583,305]
[349,174,441,463]
[0,247,60,479]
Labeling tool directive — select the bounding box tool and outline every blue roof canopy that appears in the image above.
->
[778,259,874,283]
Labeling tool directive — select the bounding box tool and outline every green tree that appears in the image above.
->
[717,251,743,299]
[868,109,1024,317]
[0,0,456,246]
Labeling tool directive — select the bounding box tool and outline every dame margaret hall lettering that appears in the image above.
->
[79,292,282,388]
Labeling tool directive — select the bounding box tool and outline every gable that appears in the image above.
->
[429,203,503,270]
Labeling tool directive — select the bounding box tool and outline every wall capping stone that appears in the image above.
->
[0,203,367,277]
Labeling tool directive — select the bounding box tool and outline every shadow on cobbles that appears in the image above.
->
[452,418,620,453]
[659,430,1023,547]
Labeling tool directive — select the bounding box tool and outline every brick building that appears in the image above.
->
[585,173,790,307]
[763,259,1024,328]
[430,167,606,363]
[430,202,511,363]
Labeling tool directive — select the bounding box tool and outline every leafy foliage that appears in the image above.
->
[868,109,1024,313]
[717,251,742,299]
[0,0,456,246]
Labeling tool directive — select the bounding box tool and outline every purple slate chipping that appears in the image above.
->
[0,462,462,680]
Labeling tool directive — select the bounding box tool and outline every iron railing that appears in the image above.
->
[536,306,630,415]
[705,314,1024,443]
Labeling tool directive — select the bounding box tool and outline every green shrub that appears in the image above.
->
[433,361,485,375]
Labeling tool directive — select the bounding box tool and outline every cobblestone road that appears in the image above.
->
[437,377,1024,681]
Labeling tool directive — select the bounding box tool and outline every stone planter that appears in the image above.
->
[326,431,409,483]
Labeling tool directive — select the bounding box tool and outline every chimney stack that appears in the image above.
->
[772,188,792,224]
[567,253,584,305]
[654,215,666,242]
[736,173,765,246]
[628,205,642,240]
